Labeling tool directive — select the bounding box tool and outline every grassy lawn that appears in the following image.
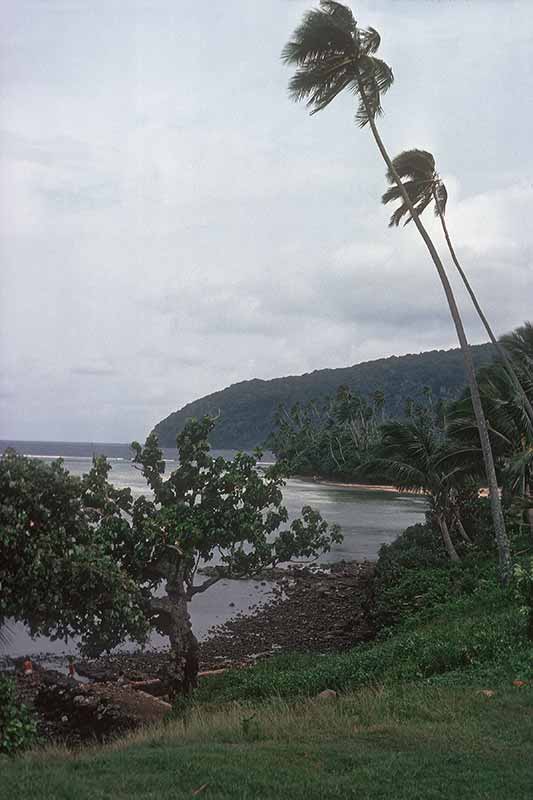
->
[3,683,533,799]
[5,551,533,798]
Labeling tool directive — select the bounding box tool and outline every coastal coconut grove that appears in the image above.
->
[2,2,533,798]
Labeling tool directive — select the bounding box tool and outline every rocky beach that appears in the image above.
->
[7,560,375,747]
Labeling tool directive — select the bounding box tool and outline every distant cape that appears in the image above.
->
[152,343,495,450]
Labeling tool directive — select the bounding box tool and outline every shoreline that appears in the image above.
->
[298,476,489,498]
[4,560,374,677]
[295,475,413,494]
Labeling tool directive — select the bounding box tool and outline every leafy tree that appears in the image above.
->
[382,149,533,426]
[0,418,341,695]
[0,451,149,653]
[283,0,511,584]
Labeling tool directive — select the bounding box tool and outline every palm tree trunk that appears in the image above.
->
[357,81,511,585]
[454,512,472,544]
[433,191,533,427]
[437,514,460,562]
[526,482,533,540]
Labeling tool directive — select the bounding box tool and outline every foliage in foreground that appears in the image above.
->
[2,683,533,799]
[0,677,38,756]
[195,512,532,704]
[0,417,340,694]
[194,587,527,704]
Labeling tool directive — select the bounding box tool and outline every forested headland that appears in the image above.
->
[152,344,495,450]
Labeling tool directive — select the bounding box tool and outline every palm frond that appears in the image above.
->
[320,1,357,30]
[382,151,438,224]
[360,26,381,54]
[288,60,355,113]
[386,149,436,184]
[354,54,394,127]
[283,4,393,126]
[388,204,410,227]
[501,322,533,367]
[433,181,448,216]
[281,3,355,67]
[407,192,434,224]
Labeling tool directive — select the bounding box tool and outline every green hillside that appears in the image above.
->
[152,344,495,449]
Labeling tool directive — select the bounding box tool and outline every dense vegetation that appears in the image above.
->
[152,344,494,450]
[269,322,532,578]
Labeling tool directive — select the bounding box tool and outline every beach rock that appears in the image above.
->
[199,561,376,667]
[316,689,337,700]
[34,670,169,742]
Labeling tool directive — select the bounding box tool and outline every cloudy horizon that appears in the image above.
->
[1,0,532,442]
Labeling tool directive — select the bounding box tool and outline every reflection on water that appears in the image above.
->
[1,443,426,658]
[283,478,426,561]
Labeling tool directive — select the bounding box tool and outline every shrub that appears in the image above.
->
[0,676,38,755]
[514,558,533,640]
[375,524,447,577]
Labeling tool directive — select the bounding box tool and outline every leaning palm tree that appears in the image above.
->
[382,149,533,427]
[283,1,511,583]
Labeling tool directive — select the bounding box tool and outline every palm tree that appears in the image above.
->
[449,323,533,538]
[501,322,533,381]
[382,149,533,427]
[364,414,462,561]
[283,0,511,583]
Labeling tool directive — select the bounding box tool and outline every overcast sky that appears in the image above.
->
[1,0,532,442]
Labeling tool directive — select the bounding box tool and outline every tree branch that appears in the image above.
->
[187,575,221,599]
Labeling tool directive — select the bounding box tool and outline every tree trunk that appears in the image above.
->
[434,193,533,427]
[437,514,461,562]
[526,483,533,540]
[166,589,198,698]
[150,589,199,698]
[357,80,511,586]
[454,512,472,544]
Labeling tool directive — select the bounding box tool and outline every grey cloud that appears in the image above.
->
[40,180,122,212]
[70,364,118,377]
[1,0,531,441]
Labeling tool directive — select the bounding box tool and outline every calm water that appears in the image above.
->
[1,440,425,657]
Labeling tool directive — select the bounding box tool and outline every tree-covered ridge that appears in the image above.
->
[152,344,495,450]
